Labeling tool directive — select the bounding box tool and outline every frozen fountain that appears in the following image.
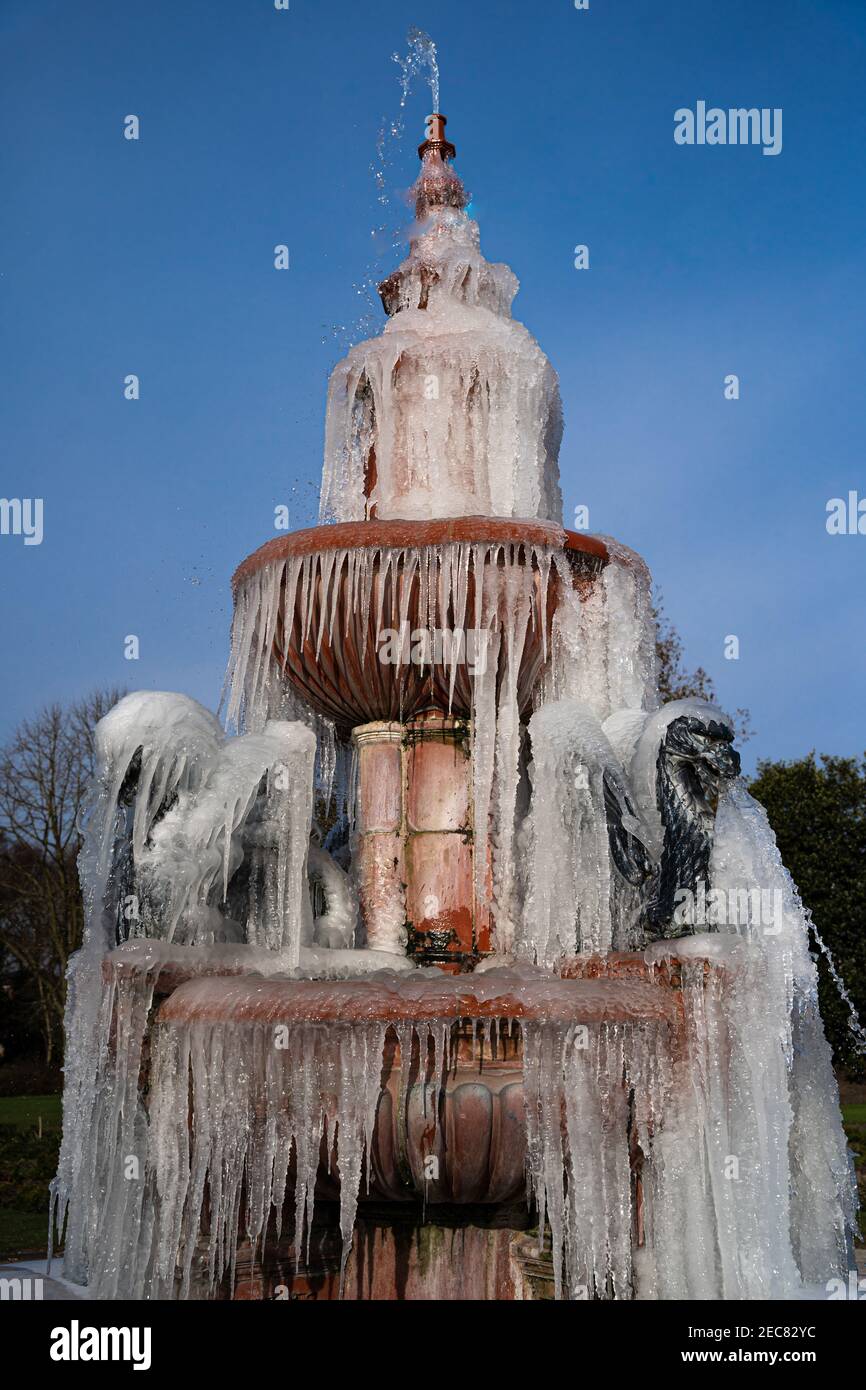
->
[51,107,858,1302]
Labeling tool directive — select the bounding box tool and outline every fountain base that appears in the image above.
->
[89,947,698,1300]
[229,1207,538,1301]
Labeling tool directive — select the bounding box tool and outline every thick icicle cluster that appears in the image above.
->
[520,699,645,964]
[707,785,856,1287]
[524,930,856,1300]
[51,692,320,1289]
[518,693,858,1296]
[147,1016,387,1299]
[524,1019,669,1300]
[632,934,851,1300]
[540,536,659,723]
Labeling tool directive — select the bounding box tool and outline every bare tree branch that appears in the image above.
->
[0,687,124,1062]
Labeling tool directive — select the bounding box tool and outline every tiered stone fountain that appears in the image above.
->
[51,112,857,1302]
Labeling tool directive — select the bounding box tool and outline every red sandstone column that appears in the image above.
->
[352,713,491,970]
[351,723,406,955]
[404,711,489,971]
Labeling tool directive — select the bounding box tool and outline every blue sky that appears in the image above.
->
[1,0,864,774]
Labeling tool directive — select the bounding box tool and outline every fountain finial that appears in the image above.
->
[418,112,456,162]
[413,112,467,220]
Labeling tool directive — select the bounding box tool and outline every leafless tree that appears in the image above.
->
[0,689,123,1062]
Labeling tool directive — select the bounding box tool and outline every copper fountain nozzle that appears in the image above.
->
[418,112,456,162]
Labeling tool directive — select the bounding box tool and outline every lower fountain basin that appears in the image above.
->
[93,944,720,1298]
[146,952,686,1208]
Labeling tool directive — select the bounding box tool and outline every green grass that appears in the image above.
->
[0,1097,62,1260]
[0,1095,61,1131]
[842,1103,866,1127]
[0,1209,52,1260]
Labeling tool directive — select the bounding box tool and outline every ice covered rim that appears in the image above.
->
[232,517,612,591]
[155,972,684,1028]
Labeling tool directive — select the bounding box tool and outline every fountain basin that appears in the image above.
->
[148,955,685,1212]
[89,943,727,1299]
[231,516,609,731]
[135,952,697,1298]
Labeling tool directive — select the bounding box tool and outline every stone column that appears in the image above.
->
[351,713,492,969]
[351,723,406,955]
[403,711,488,971]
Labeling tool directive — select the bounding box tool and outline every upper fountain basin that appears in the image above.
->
[230,517,612,731]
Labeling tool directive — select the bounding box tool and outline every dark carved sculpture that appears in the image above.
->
[602,767,652,887]
[599,706,742,943]
[643,713,741,939]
